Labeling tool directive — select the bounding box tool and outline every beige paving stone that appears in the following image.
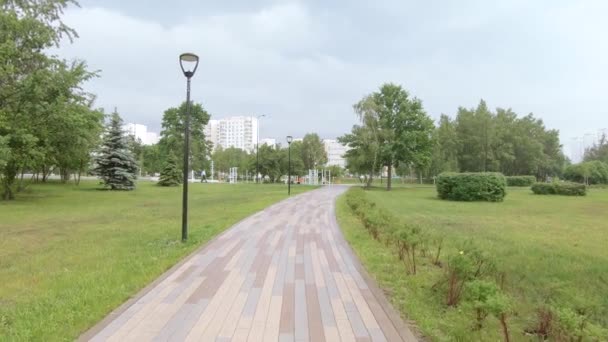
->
[82,187,416,342]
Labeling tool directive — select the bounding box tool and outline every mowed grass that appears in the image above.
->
[336,186,608,341]
[0,181,313,341]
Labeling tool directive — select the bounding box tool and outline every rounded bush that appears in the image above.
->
[531,182,586,196]
[436,172,507,202]
[506,175,536,187]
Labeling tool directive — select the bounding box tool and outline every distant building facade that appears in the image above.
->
[323,139,348,168]
[123,123,159,145]
[204,116,259,152]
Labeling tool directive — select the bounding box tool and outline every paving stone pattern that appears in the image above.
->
[86,186,415,341]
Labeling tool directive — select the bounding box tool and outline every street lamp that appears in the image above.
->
[179,52,199,242]
[287,135,293,196]
[255,114,266,184]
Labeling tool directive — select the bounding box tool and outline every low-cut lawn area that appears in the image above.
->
[0,181,312,341]
[336,185,608,341]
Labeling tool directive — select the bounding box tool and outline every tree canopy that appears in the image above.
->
[429,100,566,179]
[340,83,435,190]
[301,133,328,170]
[158,101,211,174]
[92,111,139,190]
[1,0,103,199]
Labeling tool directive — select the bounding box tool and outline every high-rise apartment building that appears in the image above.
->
[122,123,159,145]
[323,139,348,168]
[204,116,259,152]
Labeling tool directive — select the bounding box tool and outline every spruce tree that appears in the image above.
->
[92,111,138,190]
[158,155,182,186]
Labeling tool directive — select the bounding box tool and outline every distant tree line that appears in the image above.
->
[563,134,608,185]
[340,83,569,190]
[139,132,330,183]
[427,100,566,179]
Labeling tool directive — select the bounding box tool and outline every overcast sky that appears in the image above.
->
[57,0,607,160]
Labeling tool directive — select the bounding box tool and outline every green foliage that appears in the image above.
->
[0,0,102,199]
[300,133,327,170]
[531,182,586,196]
[339,124,381,188]
[342,83,435,191]
[92,111,138,190]
[436,172,507,202]
[395,224,427,275]
[550,307,608,341]
[425,101,567,180]
[584,133,608,164]
[326,164,344,179]
[212,146,252,177]
[466,280,509,330]
[157,155,181,186]
[444,244,496,306]
[158,101,211,173]
[564,160,608,185]
[428,114,459,176]
[505,175,536,186]
[141,144,163,176]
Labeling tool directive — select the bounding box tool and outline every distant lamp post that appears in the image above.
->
[287,135,293,196]
[255,114,266,184]
[179,52,199,242]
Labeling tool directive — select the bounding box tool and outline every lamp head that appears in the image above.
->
[286,135,293,144]
[179,53,199,78]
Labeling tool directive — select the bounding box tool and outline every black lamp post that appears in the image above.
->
[255,114,265,184]
[287,135,293,195]
[179,52,199,242]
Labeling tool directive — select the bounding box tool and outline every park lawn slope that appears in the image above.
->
[336,186,608,341]
[0,181,312,341]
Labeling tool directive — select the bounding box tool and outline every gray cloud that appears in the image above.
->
[58,0,608,156]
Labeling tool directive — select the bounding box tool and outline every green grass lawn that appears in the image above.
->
[0,180,312,341]
[336,185,608,341]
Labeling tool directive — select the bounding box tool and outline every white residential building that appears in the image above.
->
[123,123,159,145]
[260,138,277,148]
[323,139,348,168]
[204,116,259,152]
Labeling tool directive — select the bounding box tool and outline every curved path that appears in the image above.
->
[82,186,417,342]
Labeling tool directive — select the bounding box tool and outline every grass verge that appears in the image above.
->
[0,181,313,341]
[336,185,608,341]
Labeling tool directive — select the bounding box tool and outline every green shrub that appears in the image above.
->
[436,172,507,202]
[563,160,608,185]
[531,182,586,196]
[506,175,536,186]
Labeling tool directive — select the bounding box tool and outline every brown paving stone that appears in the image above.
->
[279,283,295,334]
[305,284,326,342]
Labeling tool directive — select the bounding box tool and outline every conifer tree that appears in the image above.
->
[158,155,182,186]
[92,110,138,190]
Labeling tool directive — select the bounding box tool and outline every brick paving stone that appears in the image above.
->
[82,186,416,341]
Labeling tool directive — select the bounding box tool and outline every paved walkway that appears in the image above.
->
[83,186,416,342]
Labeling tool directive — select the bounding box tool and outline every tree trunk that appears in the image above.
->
[76,159,84,186]
[42,165,46,182]
[499,313,510,342]
[2,163,17,200]
[387,161,392,191]
[366,172,374,189]
[18,169,25,192]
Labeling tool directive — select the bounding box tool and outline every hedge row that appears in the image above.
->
[436,172,507,202]
[506,175,536,187]
[531,182,587,196]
